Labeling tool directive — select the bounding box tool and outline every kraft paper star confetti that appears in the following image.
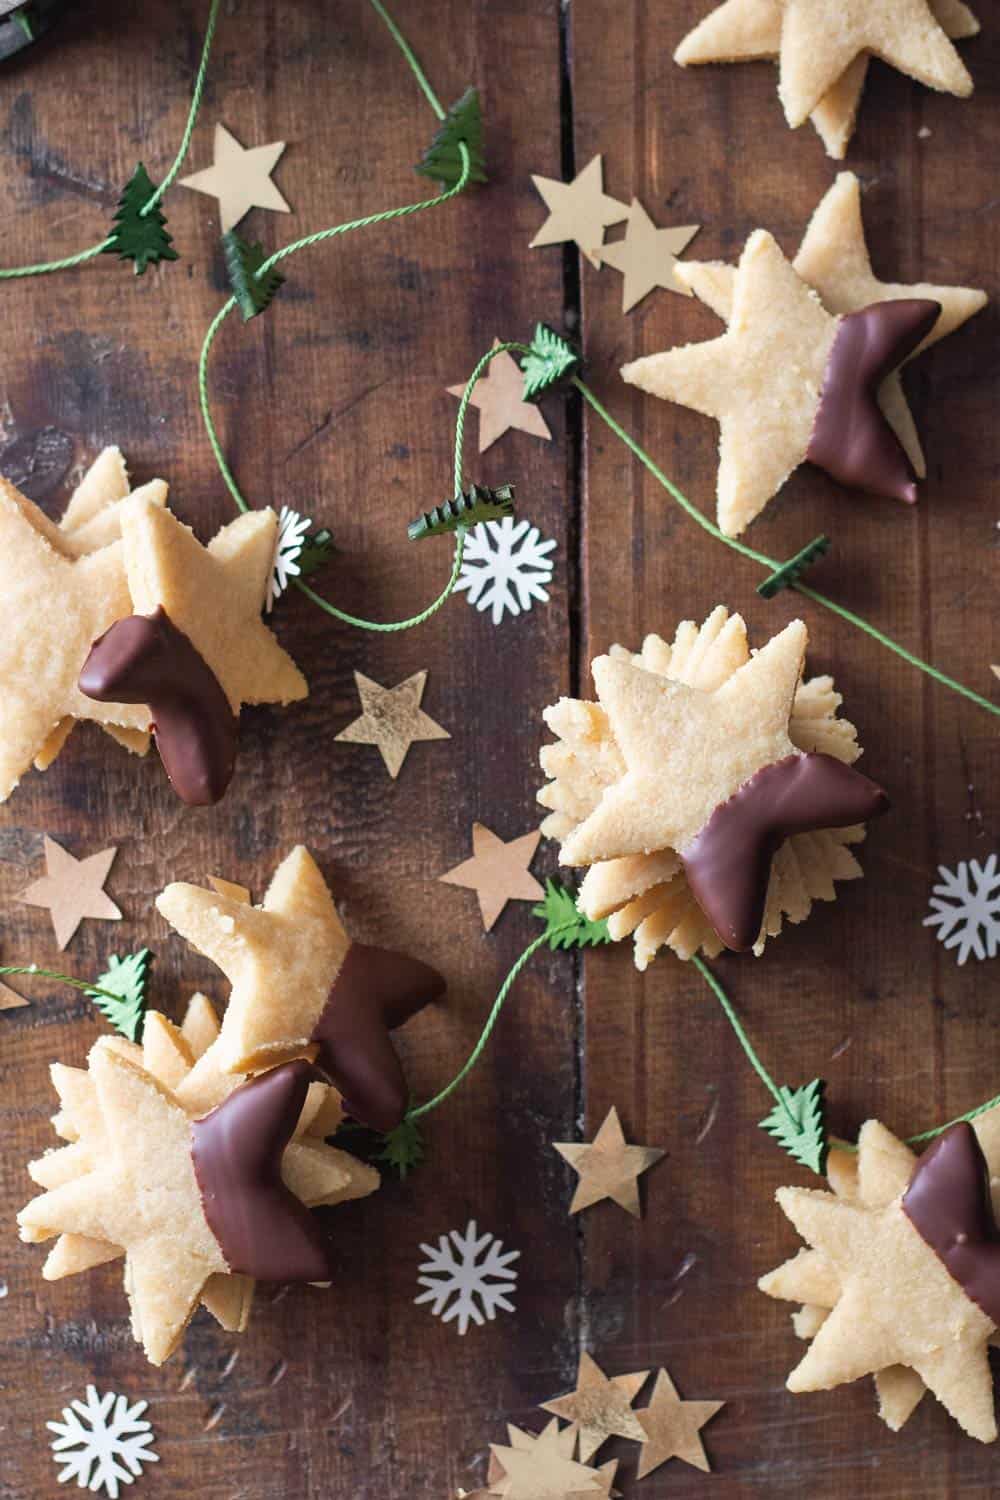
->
[489,1420,617,1498]
[448,342,552,453]
[553,1106,664,1218]
[179,122,290,232]
[634,1369,724,1478]
[541,1352,649,1461]
[335,669,450,779]
[19,837,122,950]
[676,171,986,478]
[530,155,628,267]
[595,199,699,312]
[0,978,29,1011]
[438,824,544,931]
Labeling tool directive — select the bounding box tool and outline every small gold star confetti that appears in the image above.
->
[180,122,290,233]
[635,1368,724,1478]
[553,1106,664,1218]
[438,824,543,932]
[448,341,552,453]
[541,1351,649,1461]
[595,199,699,312]
[19,836,122,950]
[335,670,450,779]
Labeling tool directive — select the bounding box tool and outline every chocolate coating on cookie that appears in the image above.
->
[311,943,445,1134]
[80,607,238,806]
[903,1122,1000,1326]
[807,298,941,503]
[191,1060,334,1282]
[681,752,889,952]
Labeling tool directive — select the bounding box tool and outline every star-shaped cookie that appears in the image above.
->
[335,669,450,779]
[448,341,552,452]
[0,476,156,800]
[634,1369,723,1477]
[676,172,987,479]
[622,229,940,535]
[541,1351,649,1461]
[179,122,290,232]
[778,0,973,129]
[530,154,629,267]
[594,200,699,312]
[438,824,543,931]
[157,846,444,1131]
[553,1106,664,1217]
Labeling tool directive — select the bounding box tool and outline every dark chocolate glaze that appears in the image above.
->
[681,752,889,952]
[902,1122,1000,1326]
[311,942,446,1134]
[191,1060,334,1282]
[807,299,941,503]
[79,607,238,806]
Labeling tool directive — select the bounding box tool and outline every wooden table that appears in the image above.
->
[0,2,996,1495]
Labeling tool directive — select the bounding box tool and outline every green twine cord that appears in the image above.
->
[0,0,221,280]
[0,963,132,1009]
[573,377,1000,722]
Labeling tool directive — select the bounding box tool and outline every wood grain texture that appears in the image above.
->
[0,1,997,1496]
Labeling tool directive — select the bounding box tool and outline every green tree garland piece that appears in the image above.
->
[222,230,286,321]
[379,1116,425,1177]
[85,949,153,1043]
[521,324,580,403]
[408,483,515,540]
[297,526,335,578]
[104,164,179,276]
[759,1080,828,1175]
[532,879,611,951]
[757,535,830,600]
[415,86,486,187]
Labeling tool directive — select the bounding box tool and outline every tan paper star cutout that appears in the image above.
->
[19,836,121,950]
[448,342,551,452]
[179,122,290,232]
[336,670,450,779]
[778,0,973,128]
[489,1420,617,1498]
[634,1369,724,1478]
[438,824,543,931]
[530,154,629,267]
[541,1351,649,1461]
[595,200,699,312]
[0,973,29,1010]
[553,1106,664,1218]
[676,171,987,478]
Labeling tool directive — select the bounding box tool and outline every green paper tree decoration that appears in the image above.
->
[416,87,486,188]
[86,948,153,1043]
[222,230,286,322]
[297,526,335,578]
[756,535,830,600]
[533,878,612,952]
[760,1079,828,1175]
[104,164,179,276]
[379,1116,425,1178]
[408,483,515,540]
[521,324,580,403]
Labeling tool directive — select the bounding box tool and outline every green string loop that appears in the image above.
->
[0,0,220,280]
[0,963,132,1010]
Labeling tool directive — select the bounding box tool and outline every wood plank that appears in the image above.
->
[0,3,572,1496]
[568,1,998,1495]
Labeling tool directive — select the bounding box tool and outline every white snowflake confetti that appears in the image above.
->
[455,516,556,626]
[415,1219,520,1335]
[266,505,312,612]
[923,855,1000,965]
[48,1386,159,1499]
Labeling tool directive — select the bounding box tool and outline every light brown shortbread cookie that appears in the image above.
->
[538,606,882,965]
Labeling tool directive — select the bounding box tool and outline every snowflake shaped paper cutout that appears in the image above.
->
[415,1218,520,1334]
[48,1386,159,1498]
[923,856,1000,964]
[266,505,311,611]
[455,517,556,626]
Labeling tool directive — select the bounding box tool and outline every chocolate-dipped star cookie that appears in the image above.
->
[676,172,987,480]
[19,1044,343,1365]
[772,1121,1000,1441]
[622,230,940,536]
[157,846,444,1132]
[540,606,887,963]
[79,496,307,805]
